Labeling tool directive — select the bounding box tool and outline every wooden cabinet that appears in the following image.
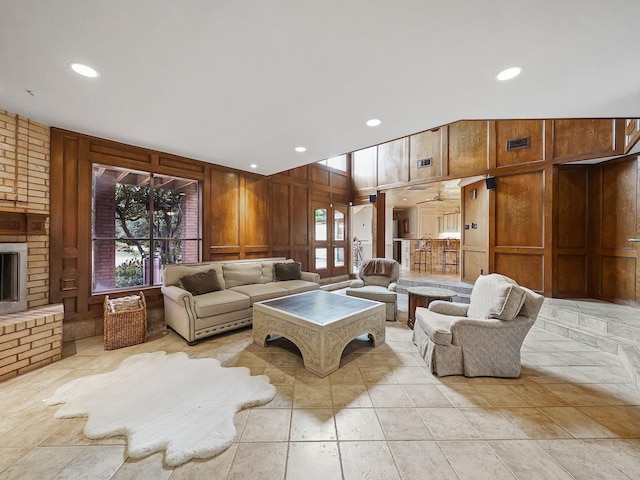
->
[440,212,459,233]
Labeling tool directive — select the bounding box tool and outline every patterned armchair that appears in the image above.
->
[346,258,399,321]
[412,273,544,377]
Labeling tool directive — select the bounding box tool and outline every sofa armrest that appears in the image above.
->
[300,271,320,283]
[428,301,469,316]
[388,282,397,292]
[161,284,194,305]
[349,279,365,288]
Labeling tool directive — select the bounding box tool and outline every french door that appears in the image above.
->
[312,202,348,278]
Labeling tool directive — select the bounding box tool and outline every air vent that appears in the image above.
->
[506,137,530,151]
[416,157,432,168]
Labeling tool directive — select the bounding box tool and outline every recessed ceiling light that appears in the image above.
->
[250,164,257,169]
[366,119,381,127]
[69,62,99,78]
[295,147,306,153]
[402,198,407,201]
[496,66,523,81]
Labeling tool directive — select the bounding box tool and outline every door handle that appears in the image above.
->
[629,238,640,242]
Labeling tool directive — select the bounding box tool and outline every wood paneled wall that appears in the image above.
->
[50,129,351,339]
[351,118,638,303]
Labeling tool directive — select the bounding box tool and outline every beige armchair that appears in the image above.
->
[412,273,544,377]
[346,258,399,321]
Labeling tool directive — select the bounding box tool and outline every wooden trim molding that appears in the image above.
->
[0,212,48,236]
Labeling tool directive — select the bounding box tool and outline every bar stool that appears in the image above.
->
[413,236,433,272]
[442,238,460,273]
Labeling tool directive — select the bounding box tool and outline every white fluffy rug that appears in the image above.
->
[45,351,276,466]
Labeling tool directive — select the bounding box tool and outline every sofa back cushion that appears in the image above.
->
[223,262,264,288]
[164,262,225,289]
[467,273,526,321]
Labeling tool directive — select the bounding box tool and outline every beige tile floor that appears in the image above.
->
[1,295,640,480]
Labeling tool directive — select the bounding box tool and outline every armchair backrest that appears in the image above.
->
[468,273,543,322]
[359,258,399,287]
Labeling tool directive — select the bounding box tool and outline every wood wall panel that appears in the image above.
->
[462,250,488,281]
[557,168,588,249]
[409,129,443,181]
[310,165,330,186]
[461,180,488,282]
[210,170,240,247]
[448,121,489,176]
[496,120,544,167]
[291,185,308,247]
[551,119,618,161]
[556,255,587,295]
[625,119,640,153]
[377,138,408,187]
[495,253,544,291]
[495,171,544,247]
[244,177,269,247]
[601,160,636,250]
[271,182,290,246]
[600,256,636,300]
[352,146,376,191]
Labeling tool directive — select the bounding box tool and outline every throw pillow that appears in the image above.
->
[467,273,526,321]
[180,269,222,296]
[274,262,302,281]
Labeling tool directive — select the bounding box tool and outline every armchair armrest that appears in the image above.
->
[300,271,320,283]
[428,301,469,316]
[349,279,365,288]
[388,282,397,292]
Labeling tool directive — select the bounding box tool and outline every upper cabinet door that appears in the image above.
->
[409,128,445,182]
[447,121,490,176]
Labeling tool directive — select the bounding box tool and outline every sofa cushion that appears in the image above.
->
[181,269,222,296]
[267,280,319,295]
[415,307,455,345]
[467,274,526,321]
[229,284,288,305]
[261,258,291,283]
[223,263,263,288]
[274,262,302,281]
[192,289,251,318]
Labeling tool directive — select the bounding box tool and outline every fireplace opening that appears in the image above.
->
[0,243,27,314]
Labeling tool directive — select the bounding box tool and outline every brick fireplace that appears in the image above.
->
[0,110,61,382]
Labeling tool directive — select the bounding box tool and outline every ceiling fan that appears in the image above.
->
[417,192,445,204]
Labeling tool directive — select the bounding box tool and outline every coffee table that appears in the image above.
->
[407,286,457,329]
[253,290,386,377]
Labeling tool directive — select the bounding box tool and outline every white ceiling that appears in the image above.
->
[1,1,639,176]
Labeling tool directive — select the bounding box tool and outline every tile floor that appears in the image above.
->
[1,294,640,480]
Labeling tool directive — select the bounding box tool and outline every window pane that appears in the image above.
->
[93,166,150,239]
[93,239,149,291]
[334,247,345,267]
[153,175,200,239]
[315,248,327,270]
[315,208,327,241]
[334,210,344,241]
[154,240,201,285]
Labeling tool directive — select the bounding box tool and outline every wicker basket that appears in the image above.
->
[103,292,147,350]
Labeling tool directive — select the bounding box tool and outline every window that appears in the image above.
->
[92,165,201,292]
[317,155,347,171]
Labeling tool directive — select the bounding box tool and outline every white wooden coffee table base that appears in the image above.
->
[253,292,386,377]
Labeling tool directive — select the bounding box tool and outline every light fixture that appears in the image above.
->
[496,66,522,81]
[366,119,381,127]
[295,147,306,153]
[250,164,257,169]
[69,62,99,78]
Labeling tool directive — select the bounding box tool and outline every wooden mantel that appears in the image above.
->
[0,212,48,236]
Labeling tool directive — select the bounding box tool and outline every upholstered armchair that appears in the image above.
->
[346,258,399,321]
[412,273,544,377]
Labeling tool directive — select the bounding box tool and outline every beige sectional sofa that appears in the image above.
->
[161,257,320,344]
